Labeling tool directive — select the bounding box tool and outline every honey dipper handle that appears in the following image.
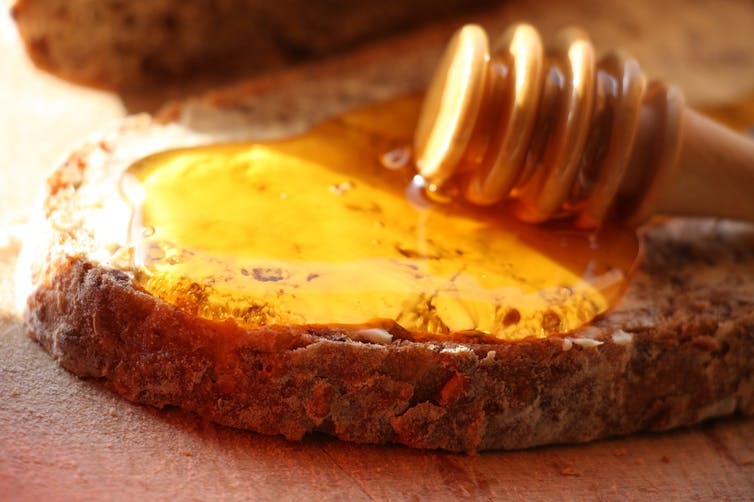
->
[655,108,754,222]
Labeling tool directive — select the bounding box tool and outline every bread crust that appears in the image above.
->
[18,42,754,453]
[11,0,492,89]
[22,230,754,452]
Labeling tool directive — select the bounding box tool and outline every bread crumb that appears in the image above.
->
[352,328,393,344]
[109,407,118,417]
[561,338,573,351]
[567,337,603,348]
[611,329,633,345]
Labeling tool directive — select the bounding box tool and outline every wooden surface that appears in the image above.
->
[2,0,754,500]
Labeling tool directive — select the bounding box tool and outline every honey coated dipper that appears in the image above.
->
[413,23,754,228]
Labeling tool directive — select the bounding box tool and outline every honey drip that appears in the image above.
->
[122,96,638,341]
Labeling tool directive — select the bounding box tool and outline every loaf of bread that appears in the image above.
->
[15,17,754,452]
[11,0,494,89]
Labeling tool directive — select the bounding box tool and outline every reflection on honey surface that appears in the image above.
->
[122,96,638,341]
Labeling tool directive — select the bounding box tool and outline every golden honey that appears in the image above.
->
[121,96,638,341]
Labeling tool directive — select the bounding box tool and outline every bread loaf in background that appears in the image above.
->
[11,0,495,89]
[12,0,754,109]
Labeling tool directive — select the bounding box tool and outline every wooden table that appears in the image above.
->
[2,1,754,499]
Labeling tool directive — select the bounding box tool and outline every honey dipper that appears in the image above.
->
[414,23,754,228]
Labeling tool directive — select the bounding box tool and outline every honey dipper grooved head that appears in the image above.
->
[414,23,688,228]
[413,25,489,185]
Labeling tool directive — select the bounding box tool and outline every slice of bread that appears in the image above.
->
[16,28,754,453]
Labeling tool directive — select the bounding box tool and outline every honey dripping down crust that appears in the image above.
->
[121,96,638,342]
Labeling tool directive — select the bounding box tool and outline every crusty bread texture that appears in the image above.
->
[17,27,754,453]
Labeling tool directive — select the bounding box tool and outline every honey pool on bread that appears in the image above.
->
[121,96,637,341]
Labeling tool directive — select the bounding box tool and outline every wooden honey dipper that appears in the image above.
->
[413,23,754,228]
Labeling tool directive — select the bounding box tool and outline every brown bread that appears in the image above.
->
[11,0,493,89]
